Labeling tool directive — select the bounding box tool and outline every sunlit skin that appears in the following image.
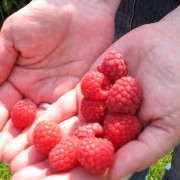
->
[0,0,120,130]
[0,0,120,168]
[0,1,180,180]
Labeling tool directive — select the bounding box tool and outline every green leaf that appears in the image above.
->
[0,162,12,180]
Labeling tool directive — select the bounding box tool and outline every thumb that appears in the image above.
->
[0,20,18,84]
[108,123,177,180]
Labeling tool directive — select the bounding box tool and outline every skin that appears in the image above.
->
[0,0,120,130]
[0,0,121,161]
[1,1,180,180]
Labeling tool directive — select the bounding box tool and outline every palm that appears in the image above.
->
[122,25,180,119]
[0,0,115,128]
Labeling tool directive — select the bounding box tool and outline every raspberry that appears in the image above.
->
[81,98,107,123]
[49,136,80,172]
[33,121,62,154]
[77,137,114,176]
[97,50,128,82]
[80,72,111,100]
[72,123,104,139]
[11,100,37,128]
[106,76,142,114]
[103,113,143,150]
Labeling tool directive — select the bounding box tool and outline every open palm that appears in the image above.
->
[0,0,116,130]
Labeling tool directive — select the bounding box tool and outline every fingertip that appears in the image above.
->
[39,103,51,110]
[59,116,81,139]
[45,89,78,123]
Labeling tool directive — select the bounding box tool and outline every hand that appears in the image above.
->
[106,6,180,179]
[0,0,120,161]
[8,5,180,180]
[8,4,180,180]
[11,107,108,180]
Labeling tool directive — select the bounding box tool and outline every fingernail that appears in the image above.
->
[39,103,51,110]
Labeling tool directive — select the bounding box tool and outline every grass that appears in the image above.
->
[147,150,173,180]
[0,162,12,180]
[0,151,172,180]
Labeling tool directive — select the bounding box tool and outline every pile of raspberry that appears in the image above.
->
[78,50,143,175]
[80,50,143,148]
[10,51,143,176]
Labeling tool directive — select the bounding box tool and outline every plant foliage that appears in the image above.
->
[0,162,12,180]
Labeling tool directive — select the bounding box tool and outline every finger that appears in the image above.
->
[11,146,47,174]
[2,108,45,163]
[0,121,22,162]
[10,116,80,173]
[0,22,18,84]
[12,161,104,180]
[108,123,178,180]
[27,89,78,143]
[40,166,105,180]
[39,89,78,122]
[3,129,30,163]
[3,89,78,165]
[11,159,55,180]
[0,98,41,162]
[59,116,80,139]
[0,82,22,131]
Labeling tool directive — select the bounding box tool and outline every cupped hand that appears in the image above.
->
[0,0,120,161]
[108,17,180,180]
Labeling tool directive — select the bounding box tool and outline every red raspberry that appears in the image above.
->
[11,100,37,128]
[72,123,104,139]
[49,136,80,172]
[80,72,111,100]
[106,76,142,114]
[33,121,62,154]
[97,50,128,82]
[103,113,143,150]
[81,98,107,123]
[78,137,114,176]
